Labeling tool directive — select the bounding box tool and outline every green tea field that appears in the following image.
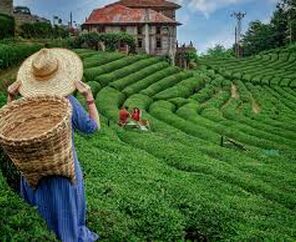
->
[1,46,296,241]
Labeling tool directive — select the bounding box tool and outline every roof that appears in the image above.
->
[109,0,181,9]
[84,4,180,25]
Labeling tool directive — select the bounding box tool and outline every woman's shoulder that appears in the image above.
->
[67,95,79,106]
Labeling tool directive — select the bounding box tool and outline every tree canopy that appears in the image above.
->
[204,44,234,58]
[241,0,296,56]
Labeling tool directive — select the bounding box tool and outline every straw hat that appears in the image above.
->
[17,48,83,97]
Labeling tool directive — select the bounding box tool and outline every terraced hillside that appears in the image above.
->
[200,44,296,87]
[1,48,296,241]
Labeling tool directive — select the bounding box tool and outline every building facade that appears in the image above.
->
[82,0,181,58]
[13,6,51,27]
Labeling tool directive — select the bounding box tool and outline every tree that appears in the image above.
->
[205,44,234,58]
[241,20,275,56]
[240,0,296,56]
[0,13,15,39]
[74,32,136,53]
[275,0,296,43]
[271,5,289,46]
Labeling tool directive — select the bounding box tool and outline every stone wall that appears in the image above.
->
[14,13,50,29]
[0,0,13,15]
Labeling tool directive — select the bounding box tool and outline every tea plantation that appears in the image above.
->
[1,46,296,241]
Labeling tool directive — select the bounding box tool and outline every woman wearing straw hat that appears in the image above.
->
[7,48,100,242]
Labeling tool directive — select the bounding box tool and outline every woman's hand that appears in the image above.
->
[74,81,92,98]
[7,80,21,103]
[75,80,101,129]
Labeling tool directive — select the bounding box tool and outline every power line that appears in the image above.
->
[231,11,246,58]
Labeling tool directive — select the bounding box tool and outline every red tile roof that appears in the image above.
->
[84,4,179,25]
[109,0,181,9]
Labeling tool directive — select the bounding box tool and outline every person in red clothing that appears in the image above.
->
[131,107,150,130]
[131,107,141,122]
[118,106,131,127]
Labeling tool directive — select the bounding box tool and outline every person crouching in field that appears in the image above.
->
[7,48,100,242]
[118,106,131,127]
[131,107,150,131]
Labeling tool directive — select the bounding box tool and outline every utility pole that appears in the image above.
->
[69,12,73,29]
[231,11,246,58]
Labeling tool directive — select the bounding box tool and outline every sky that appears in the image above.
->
[14,0,279,53]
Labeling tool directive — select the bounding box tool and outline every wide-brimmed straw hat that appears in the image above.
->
[17,48,83,97]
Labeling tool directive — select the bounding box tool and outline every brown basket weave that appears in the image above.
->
[0,95,75,189]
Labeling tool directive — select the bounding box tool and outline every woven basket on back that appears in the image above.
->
[0,95,75,189]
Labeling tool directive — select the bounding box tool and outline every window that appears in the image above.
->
[156,26,161,35]
[156,37,162,48]
[137,38,143,48]
[137,26,143,35]
[97,26,105,33]
[120,26,126,32]
[120,41,125,48]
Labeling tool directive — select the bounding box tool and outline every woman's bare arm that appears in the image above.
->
[75,81,101,130]
[7,80,21,103]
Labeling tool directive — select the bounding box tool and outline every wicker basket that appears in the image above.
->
[0,95,75,189]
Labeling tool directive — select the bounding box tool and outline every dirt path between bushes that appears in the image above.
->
[231,84,240,99]
[252,98,261,114]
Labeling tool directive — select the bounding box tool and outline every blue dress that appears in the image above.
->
[20,96,99,242]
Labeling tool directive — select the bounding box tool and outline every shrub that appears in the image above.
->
[19,22,69,39]
[83,55,146,83]
[96,87,125,121]
[83,52,125,69]
[122,66,180,97]
[96,57,158,87]
[124,94,153,110]
[87,81,102,97]
[75,32,136,52]
[0,43,42,70]
[110,61,169,91]
[0,14,15,39]
[154,75,207,100]
[0,161,57,241]
[141,72,194,97]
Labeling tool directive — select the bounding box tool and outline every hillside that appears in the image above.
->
[1,47,296,241]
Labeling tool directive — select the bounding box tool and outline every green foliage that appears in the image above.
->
[0,92,6,107]
[84,55,146,83]
[0,14,15,39]
[0,42,42,70]
[111,62,169,91]
[241,0,296,56]
[74,32,136,53]
[184,48,198,62]
[122,66,180,97]
[0,169,57,241]
[87,81,102,97]
[1,47,296,241]
[154,74,208,100]
[204,44,235,58]
[19,22,69,39]
[140,71,194,97]
[242,20,276,56]
[96,87,125,121]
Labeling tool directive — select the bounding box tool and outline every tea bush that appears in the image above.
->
[0,42,42,70]
[1,46,296,241]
